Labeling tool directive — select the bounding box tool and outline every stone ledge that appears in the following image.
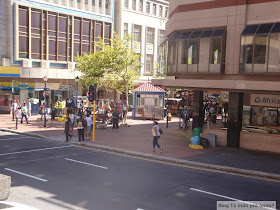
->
[0,174,11,201]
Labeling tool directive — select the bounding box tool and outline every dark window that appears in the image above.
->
[256,24,274,34]
[48,14,57,31]
[104,23,111,40]
[271,23,280,33]
[31,38,41,54]
[200,30,214,38]
[59,16,67,32]
[242,25,259,35]
[19,8,28,26]
[212,30,226,37]
[83,20,90,36]
[254,35,268,64]
[31,12,41,29]
[190,31,202,39]
[95,21,103,41]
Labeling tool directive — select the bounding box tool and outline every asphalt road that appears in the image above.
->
[0,131,279,210]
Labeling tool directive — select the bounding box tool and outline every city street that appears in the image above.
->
[0,131,279,210]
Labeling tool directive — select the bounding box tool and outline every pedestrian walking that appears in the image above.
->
[112,108,119,129]
[152,121,163,153]
[85,113,93,140]
[27,98,32,117]
[77,117,85,141]
[65,114,71,142]
[21,102,29,124]
[51,104,56,121]
[40,103,46,121]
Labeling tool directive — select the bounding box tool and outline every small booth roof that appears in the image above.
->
[134,82,166,93]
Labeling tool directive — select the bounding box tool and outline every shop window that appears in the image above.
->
[133,25,141,42]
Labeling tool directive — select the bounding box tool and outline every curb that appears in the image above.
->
[1,127,280,181]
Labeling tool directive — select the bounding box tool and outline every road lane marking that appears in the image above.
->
[5,168,48,182]
[0,136,31,141]
[65,158,108,169]
[0,145,74,156]
[189,188,276,210]
[75,145,280,183]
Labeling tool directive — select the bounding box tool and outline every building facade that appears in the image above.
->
[114,0,168,84]
[155,0,280,153]
[0,0,113,111]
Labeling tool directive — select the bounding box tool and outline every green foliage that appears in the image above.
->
[75,33,142,94]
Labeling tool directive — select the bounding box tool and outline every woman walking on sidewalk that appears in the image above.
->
[152,121,163,153]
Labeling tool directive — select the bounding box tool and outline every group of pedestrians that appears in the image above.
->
[65,113,93,142]
[12,98,32,124]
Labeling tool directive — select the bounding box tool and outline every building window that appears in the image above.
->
[210,37,222,64]
[132,0,136,10]
[165,8,168,17]
[17,5,112,62]
[159,30,165,45]
[139,0,143,12]
[146,2,150,14]
[240,23,280,73]
[99,0,102,7]
[92,0,95,5]
[145,54,153,73]
[124,23,128,35]
[124,0,128,8]
[19,6,29,59]
[146,27,154,44]
[104,22,111,44]
[188,39,199,64]
[159,5,163,17]
[152,4,156,15]
[133,25,141,42]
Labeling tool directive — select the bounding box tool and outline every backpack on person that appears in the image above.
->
[159,128,163,134]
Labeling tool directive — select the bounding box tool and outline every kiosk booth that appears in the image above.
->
[133,82,166,120]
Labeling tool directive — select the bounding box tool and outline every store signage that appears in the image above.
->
[146,44,154,54]
[250,94,280,108]
[133,42,141,53]
[0,82,34,90]
[59,84,73,91]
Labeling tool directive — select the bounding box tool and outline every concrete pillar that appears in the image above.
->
[192,90,204,129]
[227,92,243,148]
[0,174,11,201]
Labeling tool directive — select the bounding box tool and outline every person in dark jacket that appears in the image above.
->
[65,114,71,142]
[51,104,56,121]
[112,108,119,129]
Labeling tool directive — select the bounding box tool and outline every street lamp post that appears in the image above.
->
[75,76,79,113]
[12,80,15,121]
[43,76,48,127]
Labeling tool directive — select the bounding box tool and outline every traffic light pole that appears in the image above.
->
[92,100,96,142]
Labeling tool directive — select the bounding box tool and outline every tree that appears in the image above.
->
[76,33,141,123]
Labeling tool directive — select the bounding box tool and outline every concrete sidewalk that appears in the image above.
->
[1,113,280,180]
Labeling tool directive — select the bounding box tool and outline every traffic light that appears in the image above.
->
[88,84,97,102]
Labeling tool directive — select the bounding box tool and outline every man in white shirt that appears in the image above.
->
[85,114,93,140]
[152,121,163,153]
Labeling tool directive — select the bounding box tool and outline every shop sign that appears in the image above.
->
[0,82,34,90]
[146,44,153,55]
[0,66,20,77]
[250,94,280,108]
[59,84,73,91]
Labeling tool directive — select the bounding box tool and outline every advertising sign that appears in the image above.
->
[250,94,280,108]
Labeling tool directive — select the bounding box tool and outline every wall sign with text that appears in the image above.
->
[250,94,280,108]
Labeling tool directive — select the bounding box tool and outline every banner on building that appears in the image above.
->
[0,66,20,77]
[250,94,280,108]
[0,82,34,90]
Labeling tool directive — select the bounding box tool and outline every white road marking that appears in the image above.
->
[5,168,48,182]
[65,158,108,169]
[189,188,276,210]
[0,136,31,141]
[0,145,74,156]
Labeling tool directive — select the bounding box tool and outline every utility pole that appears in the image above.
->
[92,83,97,142]
[12,80,15,121]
